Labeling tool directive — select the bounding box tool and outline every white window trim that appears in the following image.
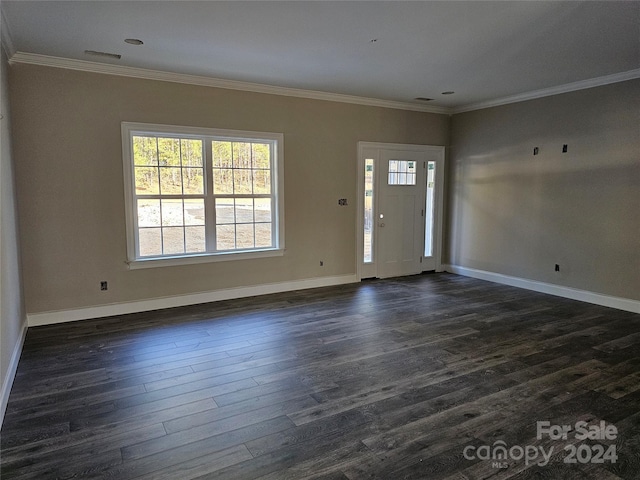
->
[121,122,285,269]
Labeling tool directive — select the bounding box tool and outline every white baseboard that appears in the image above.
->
[27,274,359,327]
[1,319,27,428]
[445,265,640,314]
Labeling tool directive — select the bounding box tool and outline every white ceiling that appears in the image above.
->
[2,1,639,112]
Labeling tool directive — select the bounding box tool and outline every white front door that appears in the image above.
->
[376,148,426,278]
[358,142,445,280]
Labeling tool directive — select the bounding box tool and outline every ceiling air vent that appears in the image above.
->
[414,97,433,102]
[84,50,122,60]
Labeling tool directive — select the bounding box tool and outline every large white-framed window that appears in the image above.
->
[122,122,284,269]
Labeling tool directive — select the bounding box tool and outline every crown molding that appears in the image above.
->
[8,51,451,115]
[0,8,16,57]
[452,68,640,114]
[9,51,638,116]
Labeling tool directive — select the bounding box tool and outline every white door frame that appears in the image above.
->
[356,141,445,280]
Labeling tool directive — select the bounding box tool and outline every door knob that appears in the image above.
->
[379,222,385,227]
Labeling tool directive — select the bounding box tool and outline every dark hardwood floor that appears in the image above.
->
[2,273,640,479]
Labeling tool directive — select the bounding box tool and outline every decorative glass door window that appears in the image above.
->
[424,161,436,257]
[363,159,374,263]
[388,160,416,185]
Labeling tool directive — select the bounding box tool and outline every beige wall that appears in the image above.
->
[448,79,640,300]
[1,46,25,422]
[9,63,449,315]
[10,62,637,319]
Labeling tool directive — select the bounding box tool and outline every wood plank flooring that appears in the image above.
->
[2,273,640,479]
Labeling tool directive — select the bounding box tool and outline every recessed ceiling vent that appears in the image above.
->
[84,50,122,60]
[414,97,433,102]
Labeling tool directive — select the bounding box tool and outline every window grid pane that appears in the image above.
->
[136,198,208,257]
[129,129,278,260]
[388,160,416,186]
[214,195,273,250]
[211,140,274,252]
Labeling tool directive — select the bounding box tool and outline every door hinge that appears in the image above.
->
[421,209,424,217]
[420,256,423,263]
[423,161,426,168]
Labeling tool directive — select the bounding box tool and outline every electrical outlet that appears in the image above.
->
[320,260,324,266]
[555,264,560,272]
[100,281,108,291]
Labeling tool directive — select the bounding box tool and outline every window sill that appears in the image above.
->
[126,248,284,270]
